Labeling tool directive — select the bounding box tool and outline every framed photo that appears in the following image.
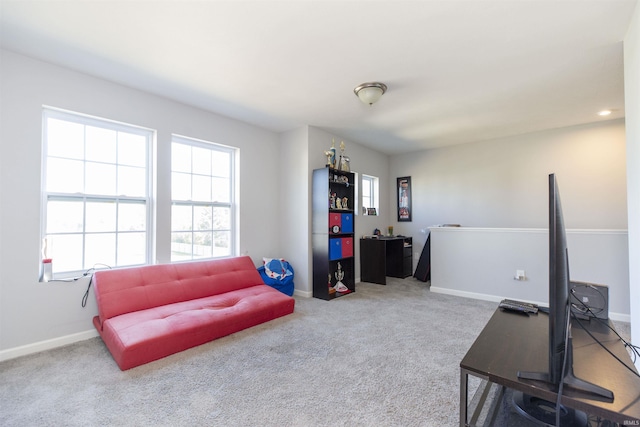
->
[397,176,412,222]
[367,207,377,216]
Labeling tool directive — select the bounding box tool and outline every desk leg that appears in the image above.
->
[460,368,468,427]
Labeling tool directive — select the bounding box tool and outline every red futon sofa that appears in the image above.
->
[92,256,295,370]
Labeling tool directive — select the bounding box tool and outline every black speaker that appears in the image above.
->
[570,281,609,320]
[413,232,430,282]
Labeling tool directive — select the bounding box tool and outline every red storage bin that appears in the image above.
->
[341,237,353,257]
[329,213,342,234]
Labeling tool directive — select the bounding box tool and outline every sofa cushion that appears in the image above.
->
[94,256,264,322]
[97,284,294,370]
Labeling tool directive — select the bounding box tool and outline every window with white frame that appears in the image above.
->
[41,108,153,276]
[362,174,379,215]
[171,135,236,262]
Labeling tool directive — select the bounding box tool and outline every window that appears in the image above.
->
[42,108,153,276]
[171,135,236,262]
[362,174,379,215]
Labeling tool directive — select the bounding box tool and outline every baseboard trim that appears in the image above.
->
[0,329,99,363]
[429,286,630,323]
[293,289,312,298]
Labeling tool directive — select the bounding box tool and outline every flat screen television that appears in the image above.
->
[515,174,612,425]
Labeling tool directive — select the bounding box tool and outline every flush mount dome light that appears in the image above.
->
[354,82,387,105]
[598,110,612,116]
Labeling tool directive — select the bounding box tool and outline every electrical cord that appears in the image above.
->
[569,290,640,378]
[570,284,640,364]
[44,263,116,307]
[47,276,85,283]
[81,264,112,307]
[553,290,639,427]
[81,275,93,308]
[569,283,607,318]
[556,300,572,427]
[570,287,640,362]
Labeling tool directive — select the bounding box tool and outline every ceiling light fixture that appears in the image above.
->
[354,82,387,106]
[598,110,612,116]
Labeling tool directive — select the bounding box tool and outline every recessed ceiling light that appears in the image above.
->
[598,110,612,116]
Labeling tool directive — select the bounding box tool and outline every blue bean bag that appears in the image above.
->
[257,258,294,296]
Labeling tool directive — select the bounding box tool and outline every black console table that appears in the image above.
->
[360,236,412,285]
[460,307,640,426]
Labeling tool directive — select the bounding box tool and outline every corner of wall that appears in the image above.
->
[624,0,640,366]
[278,127,312,294]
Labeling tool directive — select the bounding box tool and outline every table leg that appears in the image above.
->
[460,368,468,427]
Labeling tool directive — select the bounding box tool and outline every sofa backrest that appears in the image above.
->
[93,256,264,321]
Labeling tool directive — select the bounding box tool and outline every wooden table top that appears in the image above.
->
[461,308,640,423]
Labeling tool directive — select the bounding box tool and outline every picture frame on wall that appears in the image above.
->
[397,176,412,222]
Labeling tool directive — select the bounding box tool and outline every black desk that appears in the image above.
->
[360,236,412,285]
[460,308,640,426]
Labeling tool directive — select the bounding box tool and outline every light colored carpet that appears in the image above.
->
[0,278,629,426]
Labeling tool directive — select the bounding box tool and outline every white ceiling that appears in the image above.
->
[0,0,636,154]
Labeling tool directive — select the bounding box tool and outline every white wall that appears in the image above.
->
[624,2,640,359]
[0,50,282,356]
[278,126,311,296]
[430,227,630,320]
[389,120,627,262]
[389,120,628,321]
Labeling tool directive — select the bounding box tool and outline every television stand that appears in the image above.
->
[460,308,640,426]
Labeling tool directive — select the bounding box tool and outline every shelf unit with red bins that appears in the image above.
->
[312,166,355,300]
